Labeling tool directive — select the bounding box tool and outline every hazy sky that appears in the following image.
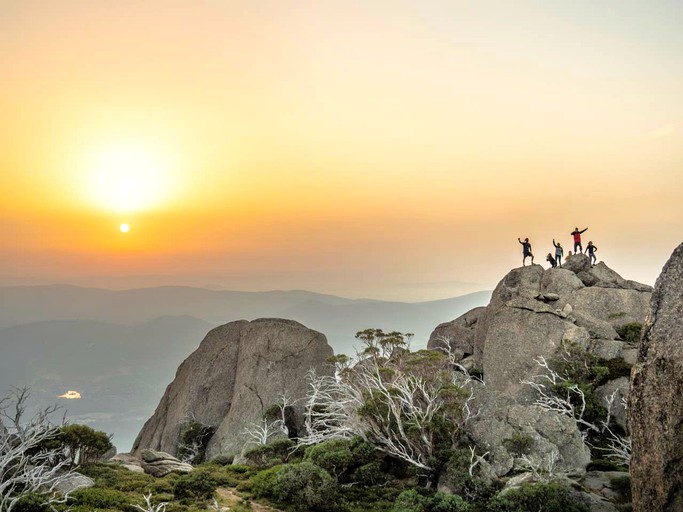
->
[1,1,681,300]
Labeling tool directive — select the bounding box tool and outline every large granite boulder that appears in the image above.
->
[466,388,591,477]
[52,472,95,493]
[560,287,651,329]
[629,242,683,512]
[132,318,334,459]
[140,449,192,477]
[109,452,145,473]
[481,300,577,397]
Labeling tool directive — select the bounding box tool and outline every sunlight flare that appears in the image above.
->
[83,140,175,213]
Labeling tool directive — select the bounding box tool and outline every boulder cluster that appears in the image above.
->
[120,248,683,512]
[428,254,651,399]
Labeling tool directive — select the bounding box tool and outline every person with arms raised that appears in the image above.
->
[571,227,588,253]
[518,237,534,266]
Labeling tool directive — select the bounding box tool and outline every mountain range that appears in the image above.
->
[0,285,490,451]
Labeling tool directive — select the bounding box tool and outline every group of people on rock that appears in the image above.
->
[517,227,598,268]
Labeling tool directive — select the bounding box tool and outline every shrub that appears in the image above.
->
[207,453,234,465]
[586,458,624,471]
[601,358,633,380]
[438,448,499,504]
[486,483,589,512]
[59,424,113,465]
[430,492,471,512]
[610,475,632,502]
[391,489,428,512]
[304,439,355,478]
[251,462,340,511]
[12,493,48,512]
[244,438,297,469]
[351,461,387,485]
[615,323,642,343]
[172,470,218,500]
[69,487,132,510]
[502,432,534,457]
[78,463,157,492]
[177,421,215,464]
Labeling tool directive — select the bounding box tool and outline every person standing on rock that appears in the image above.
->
[571,227,588,253]
[552,239,564,267]
[585,241,598,266]
[518,237,534,266]
[546,253,557,268]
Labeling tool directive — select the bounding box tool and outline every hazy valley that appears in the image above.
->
[0,285,490,451]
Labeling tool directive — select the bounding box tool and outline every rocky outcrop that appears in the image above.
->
[427,307,485,361]
[132,318,334,459]
[629,243,683,512]
[429,255,652,483]
[467,387,591,477]
[109,453,145,473]
[140,449,193,477]
[431,254,652,397]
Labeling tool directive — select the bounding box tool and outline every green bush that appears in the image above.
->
[172,470,218,500]
[439,448,499,504]
[69,487,132,510]
[177,421,215,464]
[208,453,235,465]
[391,490,428,512]
[586,458,624,471]
[12,493,48,512]
[602,358,633,380]
[610,475,632,502]
[615,323,642,343]
[486,483,589,512]
[502,432,534,457]
[351,461,387,485]
[59,424,113,465]
[430,492,470,512]
[251,462,340,511]
[244,438,297,469]
[304,439,355,478]
[78,463,157,493]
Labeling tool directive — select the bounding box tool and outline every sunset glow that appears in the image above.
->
[1,1,682,299]
[83,141,174,213]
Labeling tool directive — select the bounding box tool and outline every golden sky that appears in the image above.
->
[1,1,682,300]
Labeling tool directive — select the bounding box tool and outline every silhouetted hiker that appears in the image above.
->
[571,227,588,253]
[552,239,564,267]
[518,237,534,266]
[585,241,598,266]
[546,253,557,268]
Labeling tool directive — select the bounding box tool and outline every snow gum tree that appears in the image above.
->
[298,329,480,482]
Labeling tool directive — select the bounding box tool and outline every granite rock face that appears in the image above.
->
[132,318,334,459]
[430,254,651,397]
[629,242,683,512]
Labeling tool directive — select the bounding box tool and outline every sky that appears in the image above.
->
[1,0,682,301]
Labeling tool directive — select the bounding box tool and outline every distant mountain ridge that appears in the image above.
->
[0,285,367,329]
[0,285,491,451]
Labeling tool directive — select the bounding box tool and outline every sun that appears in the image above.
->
[84,140,173,213]
[120,223,130,233]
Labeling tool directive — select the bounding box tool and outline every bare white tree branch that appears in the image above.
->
[134,492,167,512]
[0,388,81,512]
